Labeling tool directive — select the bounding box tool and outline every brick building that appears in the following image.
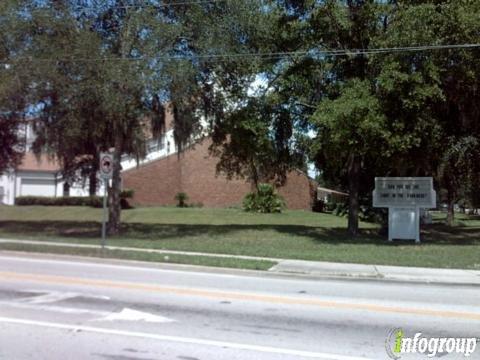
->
[1,107,317,210]
[123,137,317,210]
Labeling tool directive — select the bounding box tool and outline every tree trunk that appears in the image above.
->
[89,169,97,197]
[446,188,455,226]
[63,182,70,197]
[107,133,123,236]
[348,154,361,236]
[249,159,260,191]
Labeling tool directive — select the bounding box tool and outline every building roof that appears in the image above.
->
[18,152,61,172]
[317,186,349,197]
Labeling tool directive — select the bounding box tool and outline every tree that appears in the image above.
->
[4,0,270,234]
[0,114,23,173]
[438,137,480,225]
[271,0,394,235]
[207,1,313,192]
[272,0,480,234]
[383,0,480,225]
[211,96,306,189]
[0,0,32,173]
[311,79,390,235]
[3,1,182,233]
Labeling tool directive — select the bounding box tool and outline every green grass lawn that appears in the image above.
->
[0,205,479,269]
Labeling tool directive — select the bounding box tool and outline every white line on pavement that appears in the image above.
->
[95,308,175,323]
[0,316,377,360]
[19,290,99,304]
[0,301,109,316]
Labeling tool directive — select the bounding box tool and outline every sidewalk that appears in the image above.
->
[270,260,480,286]
[1,238,479,286]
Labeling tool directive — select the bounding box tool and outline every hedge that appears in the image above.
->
[16,189,134,209]
[15,196,102,207]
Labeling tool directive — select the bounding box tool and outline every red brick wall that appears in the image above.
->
[179,140,252,207]
[277,170,317,210]
[123,138,316,210]
[122,155,181,206]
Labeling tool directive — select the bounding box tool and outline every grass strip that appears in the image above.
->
[0,243,276,271]
[1,207,480,269]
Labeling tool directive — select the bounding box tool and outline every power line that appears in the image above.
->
[341,43,480,55]
[4,43,480,65]
[93,0,224,8]
[15,0,224,11]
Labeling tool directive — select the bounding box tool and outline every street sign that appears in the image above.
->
[99,152,113,249]
[373,177,436,243]
[99,153,114,179]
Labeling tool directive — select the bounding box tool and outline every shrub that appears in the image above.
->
[120,188,135,209]
[89,197,103,208]
[359,205,387,224]
[119,198,132,209]
[243,183,285,213]
[334,202,349,216]
[120,189,134,199]
[174,192,189,208]
[312,199,325,213]
[16,196,102,207]
[324,202,336,212]
[15,194,132,209]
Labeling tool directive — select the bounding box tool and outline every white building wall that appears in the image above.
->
[0,171,58,205]
[121,130,176,171]
[69,179,106,197]
[0,170,107,205]
[16,171,58,198]
[0,172,16,205]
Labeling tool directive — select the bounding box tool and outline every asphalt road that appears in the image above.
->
[0,253,479,360]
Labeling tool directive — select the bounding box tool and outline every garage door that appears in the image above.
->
[20,178,56,197]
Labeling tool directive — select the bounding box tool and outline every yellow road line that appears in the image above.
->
[0,271,478,321]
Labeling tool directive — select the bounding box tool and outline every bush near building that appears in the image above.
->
[243,184,285,213]
[174,192,189,208]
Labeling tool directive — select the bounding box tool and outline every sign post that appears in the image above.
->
[373,177,436,243]
[99,153,114,249]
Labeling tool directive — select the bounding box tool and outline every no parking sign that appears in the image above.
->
[99,152,114,247]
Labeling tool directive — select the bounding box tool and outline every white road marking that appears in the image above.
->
[1,302,174,321]
[96,308,175,323]
[0,301,109,316]
[0,289,111,315]
[20,291,84,304]
[0,316,377,360]
[19,290,110,304]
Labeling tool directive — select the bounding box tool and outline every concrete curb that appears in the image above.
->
[0,239,281,262]
[1,238,479,286]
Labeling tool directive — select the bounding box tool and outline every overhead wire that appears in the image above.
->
[3,43,480,65]
[13,0,224,11]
